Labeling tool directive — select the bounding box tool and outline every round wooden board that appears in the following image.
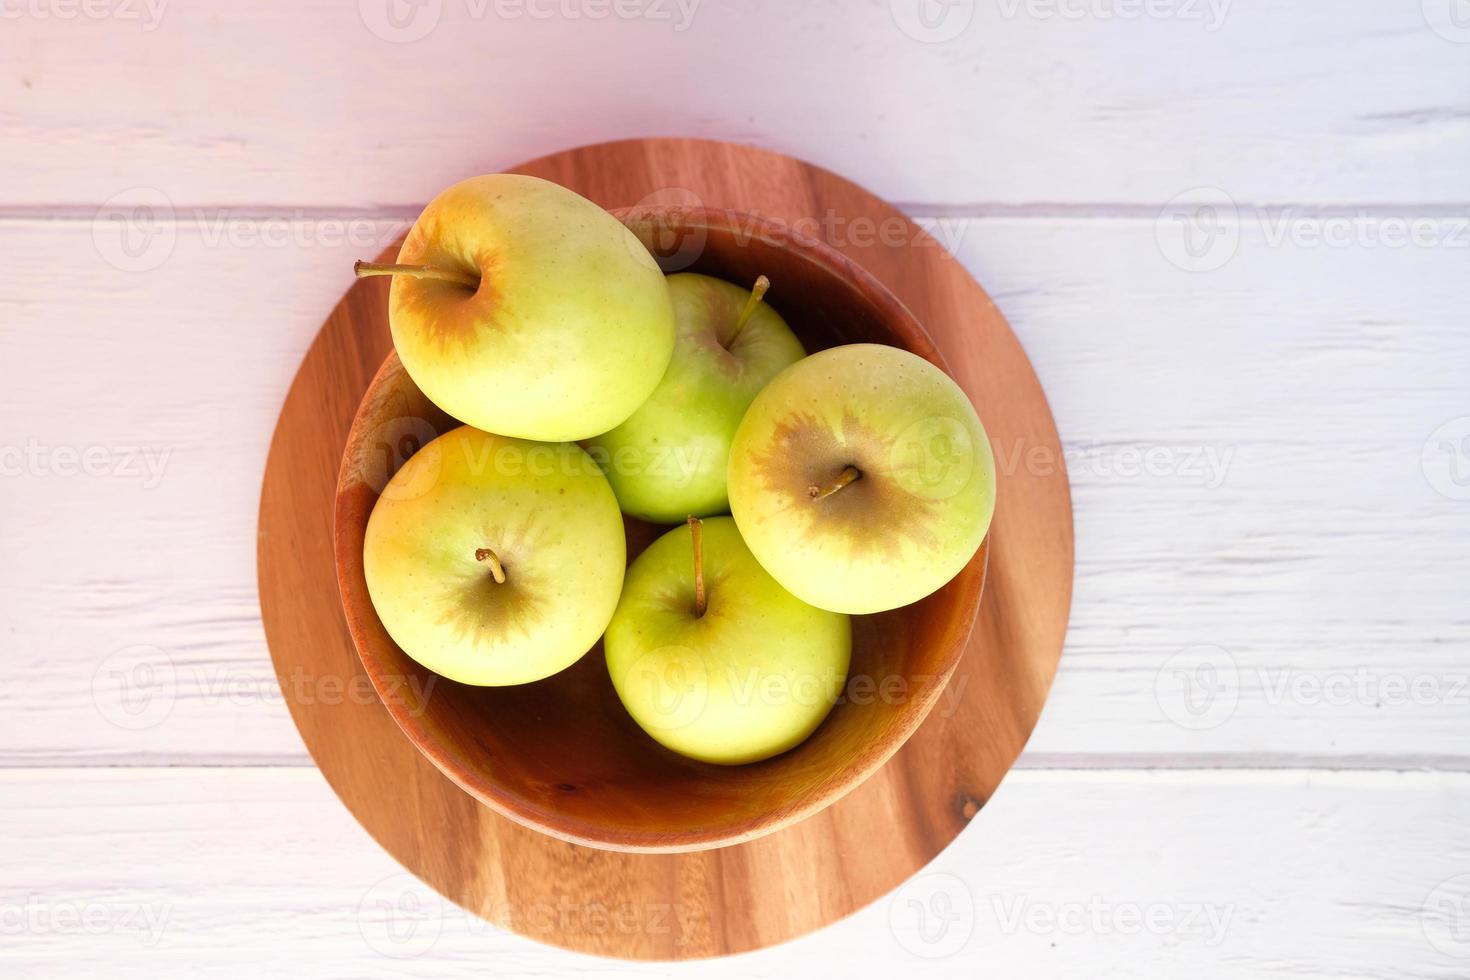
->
[257,138,1073,960]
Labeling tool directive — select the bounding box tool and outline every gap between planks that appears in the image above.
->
[5,766,1470,791]
[5,755,1470,773]
[1,203,1469,224]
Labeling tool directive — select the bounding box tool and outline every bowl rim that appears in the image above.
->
[333,206,990,852]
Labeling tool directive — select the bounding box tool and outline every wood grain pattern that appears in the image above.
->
[258,139,1072,956]
[334,207,990,852]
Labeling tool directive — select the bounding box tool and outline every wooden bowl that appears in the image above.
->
[333,208,989,853]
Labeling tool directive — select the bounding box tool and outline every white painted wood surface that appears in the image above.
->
[6,768,1470,977]
[5,0,1469,209]
[2,1,1467,975]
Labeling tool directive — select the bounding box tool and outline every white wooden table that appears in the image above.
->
[3,2,1468,976]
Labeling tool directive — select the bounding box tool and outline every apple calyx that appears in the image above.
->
[687,515,707,618]
[724,275,771,348]
[808,465,862,501]
[474,547,507,584]
[354,260,480,291]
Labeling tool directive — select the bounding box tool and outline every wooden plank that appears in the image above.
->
[962,214,1470,766]
[1,1,1467,208]
[1,213,1465,766]
[2,766,1467,976]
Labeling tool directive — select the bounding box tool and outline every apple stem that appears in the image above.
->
[354,260,480,291]
[688,515,707,618]
[725,275,770,347]
[474,547,507,584]
[808,465,862,501]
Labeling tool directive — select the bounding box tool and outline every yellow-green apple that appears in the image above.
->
[363,425,626,686]
[584,273,804,522]
[356,174,675,442]
[727,344,995,614]
[605,517,850,765]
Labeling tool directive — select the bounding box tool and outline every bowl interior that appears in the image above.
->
[334,208,988,852]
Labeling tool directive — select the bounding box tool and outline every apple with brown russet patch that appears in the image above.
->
[727,344,995,614]
[356,174,675,442]
[584,273,805,523]
[363,425,626,686]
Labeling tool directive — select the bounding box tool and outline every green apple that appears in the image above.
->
[605,517,850,765]
[727,344,995,614]
[583,273,805,523]
[363,425,626,686]
[356,174,675,442]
